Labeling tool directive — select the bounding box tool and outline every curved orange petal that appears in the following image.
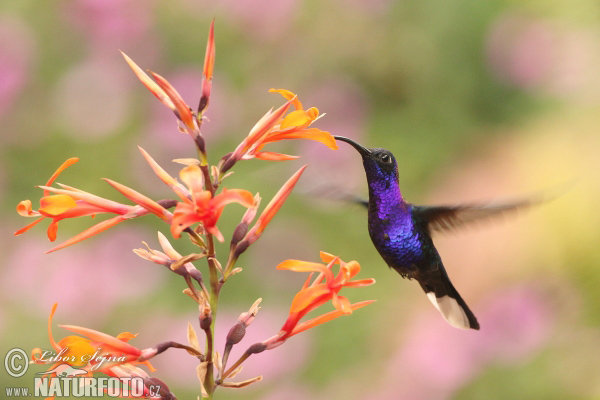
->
[343,260,361,279]
[45,158,79,196]
[306,107,319,120]
[289,300,375,337]
[264,128,338,150]
[116,332,138,342]
[319,251,338,264]
[211,188,255,210]
[48,303,61,352]
[269,88,303,110]
[17,200,36,216]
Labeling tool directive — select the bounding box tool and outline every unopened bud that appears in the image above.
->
[157,199,178,209]
[230,223,248,247]
[226,322,246,346]
[233,239,250,259]
[246,342,267,355]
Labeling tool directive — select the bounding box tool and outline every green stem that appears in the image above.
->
[202,233,221,398]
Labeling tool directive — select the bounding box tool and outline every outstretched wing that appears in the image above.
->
[412,198,540,235]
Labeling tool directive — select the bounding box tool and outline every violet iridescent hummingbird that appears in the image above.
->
[335,135,535,330]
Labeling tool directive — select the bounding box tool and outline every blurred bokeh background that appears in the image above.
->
[2,0,600,399]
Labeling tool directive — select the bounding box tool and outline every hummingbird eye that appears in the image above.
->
[379,153,392,164]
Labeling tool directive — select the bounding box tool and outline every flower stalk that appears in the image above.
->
[17,21,373,400]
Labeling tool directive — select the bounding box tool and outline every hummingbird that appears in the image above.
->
[334,135,537,330]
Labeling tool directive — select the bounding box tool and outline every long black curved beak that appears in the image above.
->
[333,136,372,157]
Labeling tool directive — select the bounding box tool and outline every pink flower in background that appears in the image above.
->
[4,229,162,324]
[486,14,557,89]
[0,17,36,119]
[61,0,153,51]
[185,0,297,41]
[371,285,554,400]
[54,57,132,140]
[473,286,555,364]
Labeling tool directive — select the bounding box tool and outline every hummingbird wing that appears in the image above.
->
[412,199,538,235]
[416,264,480,330]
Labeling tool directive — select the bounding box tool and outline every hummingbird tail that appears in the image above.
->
[418,268,480,330]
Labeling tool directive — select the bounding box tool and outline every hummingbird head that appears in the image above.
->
[334,136,399,184]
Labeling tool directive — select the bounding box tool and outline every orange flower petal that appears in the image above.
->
[45,158,80,196]
[203,20,216,81]
[47,219,59,241]
[121,51,175,111]
[249,165,307,237]
[59,325,141,357]
[341,278,377,288]
[289,300,375,337]
[48,303,60,352]
[150,71,195,132]
[237,99,294,155]
[254,151,299,161]
[46,215,126,253]
[211,188,255,210]
[306,107,319,120]
[276,260,330,275]
[139,147,190,202]
[14,217,44,236]
[179,165,205,202]
[289,284,331,313]
[39,195,77,216]
[264,128,338,150]
[16,200,35,216]
[332,294,352,314]
[103,179,170,222]
[319,251,337,264]
[343,260,361,279]
[199,19,215,113]
[269,88,303,110]
[280,110,312,130]
[116,332,138,342]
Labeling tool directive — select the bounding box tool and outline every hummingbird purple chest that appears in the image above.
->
[367,182,427,273]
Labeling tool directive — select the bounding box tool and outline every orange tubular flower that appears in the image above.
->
[222,89,338,172]
[171,165,255,241]
[263,252,375,350]
[32,304,151,380]
[15,158,173,253]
